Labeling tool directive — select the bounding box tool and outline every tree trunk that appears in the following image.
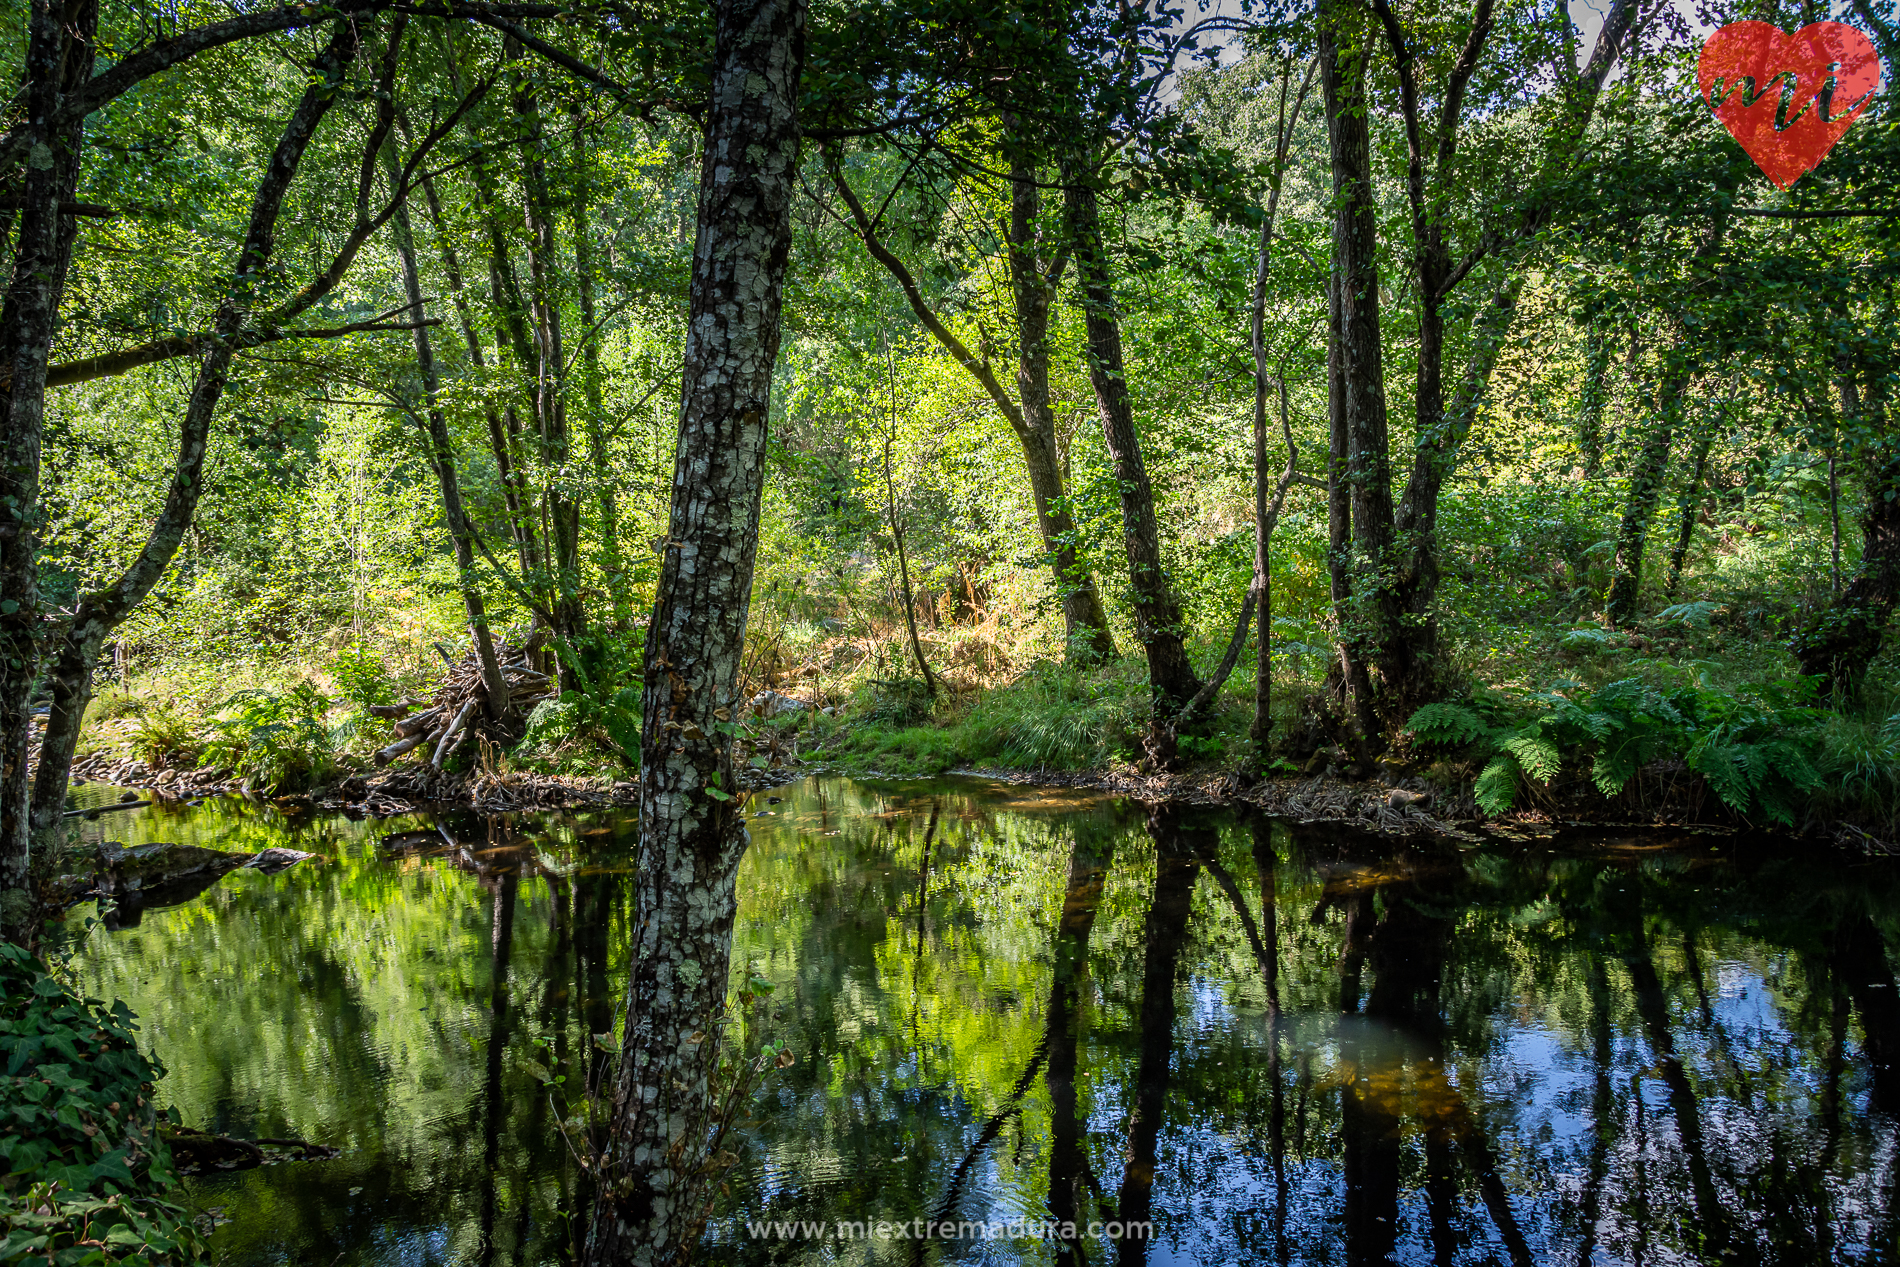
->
[1576,324,1610,476]
[582,0,802,1258]
[512,66,585,691]
[828,155,1114,666]
[1663,421,1715,601]
[1061,154,1201,740]
[1009,146,1116,663]
[1795,379,1900,699]
[1318,52,1381,747]
[0,0,98,942]
[462,103,550,622]
[414,155,539,582]
[386,145,513,725]
[1249,58,1315,756]
[883,430,936,697]
[28,22,366,844]
[570,120,627,628]
[1607,352,1688,624]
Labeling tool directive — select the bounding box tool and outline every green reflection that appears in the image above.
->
[65,779,1900,1266]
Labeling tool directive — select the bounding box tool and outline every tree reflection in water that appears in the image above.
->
[57,776,1900,1265]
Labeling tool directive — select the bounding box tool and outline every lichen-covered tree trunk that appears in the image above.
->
[581,0,803,1258]
[1061,158,1201,741]
[2,0,102,941]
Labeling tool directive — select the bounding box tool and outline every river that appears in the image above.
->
[56,774,1900,1264]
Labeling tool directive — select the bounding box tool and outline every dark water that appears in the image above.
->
[59,775,1900,1265]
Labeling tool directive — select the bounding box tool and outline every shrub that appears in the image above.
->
[201,682,337,793]
[0,942,205,1265]
[124,707,199,770]
[329,644,394,711]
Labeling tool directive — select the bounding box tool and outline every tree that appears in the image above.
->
[1309,0,1641,737]
[582,0,805,1259]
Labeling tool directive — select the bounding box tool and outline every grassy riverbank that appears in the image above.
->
[73,597,1900,843]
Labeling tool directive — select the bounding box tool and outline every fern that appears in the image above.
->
[1405,702,1493,747]
[1591,748,1639,797]
[1656,601,1719,628]
[1503,734,1563,783]
[1688,736,1759,813]
[1475,754,1522,814]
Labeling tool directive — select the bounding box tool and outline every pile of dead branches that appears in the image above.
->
[368,641,554,769]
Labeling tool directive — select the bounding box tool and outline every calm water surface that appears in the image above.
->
[59,775,1900,1265]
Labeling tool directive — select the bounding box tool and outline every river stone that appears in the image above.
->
[749,689,811,717]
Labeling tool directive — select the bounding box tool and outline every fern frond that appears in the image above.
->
[1504,734,1563,783]
[1475,754,1522,815]
[1405,702,1492,747]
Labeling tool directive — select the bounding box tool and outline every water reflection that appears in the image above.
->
[62,777,1900,1264]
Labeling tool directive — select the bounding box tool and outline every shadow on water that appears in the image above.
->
[59,775,1900,1264]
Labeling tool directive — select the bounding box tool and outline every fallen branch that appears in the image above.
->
[432,699,479,768]
[393,706,444,737]
[375,732,433,766]
[64,798,149,819]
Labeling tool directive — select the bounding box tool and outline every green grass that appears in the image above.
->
[800,652,1288,776]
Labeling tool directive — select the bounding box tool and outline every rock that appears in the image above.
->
[119,790,140,803]
[749,690,811,717]
[243,847,316,873]
[93,840,315,894]
[96,841,245,893]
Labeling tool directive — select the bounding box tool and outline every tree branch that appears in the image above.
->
[45,310,440,389]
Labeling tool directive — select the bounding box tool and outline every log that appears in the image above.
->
[64,799,149,819]
[393,706,444,737]
[366,701,414,719]
[375,731,433,766]
[432,699,480,769]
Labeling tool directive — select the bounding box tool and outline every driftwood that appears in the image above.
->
[375,732,432,765]
[432,698,479,769]
[393,706,444,737]
[368,636,550,770]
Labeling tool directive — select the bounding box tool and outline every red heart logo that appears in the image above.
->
[1698,21,1882,189]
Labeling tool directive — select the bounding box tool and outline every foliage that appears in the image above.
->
[200,684,339,794]
[329,645,395,712]
[1407,677,1831,824]
[0,943,204,1266]
[122,709,198,771]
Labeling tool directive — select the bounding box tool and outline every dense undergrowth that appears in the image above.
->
[0,943,203,1265]
[73,577,1900,839]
